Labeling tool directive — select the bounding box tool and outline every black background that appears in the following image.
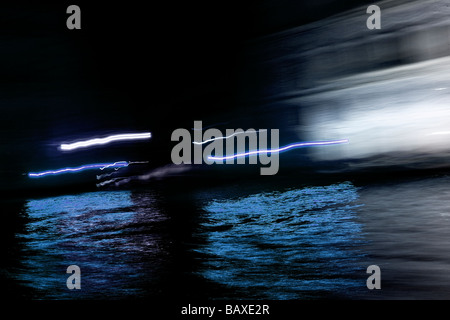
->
[0,0,434,316]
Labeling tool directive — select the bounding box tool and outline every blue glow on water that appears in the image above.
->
[196,181,367,299]
[9,175,450,299]
[14,190,169,299]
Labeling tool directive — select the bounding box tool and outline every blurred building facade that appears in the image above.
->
[232,0,450,169]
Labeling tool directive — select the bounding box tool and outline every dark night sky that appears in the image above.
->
[0,0,375,122]
[0,0,374,190]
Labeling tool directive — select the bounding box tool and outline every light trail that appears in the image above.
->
[128,161,149,165]
[97,171,119,180]
[28,161,129,178]
[99,161,130,170]
[96,161,149,180]
[60,132,151,151]
[208,139,349,161]
[193,130,267,145]
[96,178,124,188]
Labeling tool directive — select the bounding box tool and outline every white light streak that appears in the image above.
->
[193,130,267,145]
[60,132,151,151]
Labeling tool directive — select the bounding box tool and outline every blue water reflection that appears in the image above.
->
[15,190,169,299]
[196,182,367,299]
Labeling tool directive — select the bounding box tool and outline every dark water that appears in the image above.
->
[3,174,450,300]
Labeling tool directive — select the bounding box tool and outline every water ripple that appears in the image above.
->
[195,181,367,299]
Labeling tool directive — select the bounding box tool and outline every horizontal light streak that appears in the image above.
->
[193,130,267,145]
[60,132,151,151]
[28,161,129,178]
[208,139,349,161]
